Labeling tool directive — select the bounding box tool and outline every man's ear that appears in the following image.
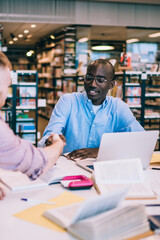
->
[109,80,115,89]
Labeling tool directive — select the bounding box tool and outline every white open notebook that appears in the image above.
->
[0,165,72,191]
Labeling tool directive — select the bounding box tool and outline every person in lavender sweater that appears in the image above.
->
[0,51,66,200]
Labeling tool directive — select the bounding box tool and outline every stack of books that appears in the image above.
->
[43,188,150,240]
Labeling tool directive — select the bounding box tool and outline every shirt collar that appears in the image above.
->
[82,91,108,108]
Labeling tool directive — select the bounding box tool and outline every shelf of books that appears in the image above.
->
[114,70,160,150]
[11,59,36,71]
[2,70,39,146]
[113,72,142,125]
[37,26,77,119]
[76,75,84,92]
[54,26,77,95]
[37,42,62,119]
[144,72,160,150]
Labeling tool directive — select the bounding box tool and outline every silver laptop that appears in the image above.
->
[76,130,159,172]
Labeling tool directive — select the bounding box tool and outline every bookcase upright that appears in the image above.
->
[2,70,38,146]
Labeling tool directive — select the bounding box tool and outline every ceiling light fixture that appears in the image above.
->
[50,35,55,40]
[27,34,32,39]
[13,37,18,41]
[26,50,34,57]
[50,43,55,47]
[9,40,13,44]
[29,50,34,54]
[91,45,114,51]
[31,24,36,28]
[148,32,160,38]
[78,37,88,43]
[18,34,23,38]
[24,30,29,34]
[26,51,32,57]
[126,38,139,43]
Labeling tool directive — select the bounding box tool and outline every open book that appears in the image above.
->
[93,159,156,199]
[95,182,156,199]
[150,151,160,169]
[43,188,150,240]
[0,165,72,191]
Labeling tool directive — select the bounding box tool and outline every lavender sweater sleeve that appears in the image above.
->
[0,116,48,179]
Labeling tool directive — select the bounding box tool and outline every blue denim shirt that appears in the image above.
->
[38,91,144,153]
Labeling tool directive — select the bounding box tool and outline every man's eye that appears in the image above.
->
[97,77,105,83]
[87,75,93,79]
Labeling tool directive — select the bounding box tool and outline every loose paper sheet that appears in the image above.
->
[14,191,84,232]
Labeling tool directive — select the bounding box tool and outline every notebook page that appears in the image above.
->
[0,169,47,191]
[98,183,155,198]
[94,158,143,184]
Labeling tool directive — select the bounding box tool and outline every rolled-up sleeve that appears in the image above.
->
[0,117,48,179]
[38,94,71,147]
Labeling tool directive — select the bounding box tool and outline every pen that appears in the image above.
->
[21,198,55,205]
[62,154,68,159]
[145,204,160,207]
[151,168,160,170]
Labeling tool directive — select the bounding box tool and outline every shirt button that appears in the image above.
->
[91,110,93,113]
[90,137,92,140]
[92,124,95,127]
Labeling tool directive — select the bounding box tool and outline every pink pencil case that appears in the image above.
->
[61,175,93,190]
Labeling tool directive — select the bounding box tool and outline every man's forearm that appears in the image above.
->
[38,136,50,148]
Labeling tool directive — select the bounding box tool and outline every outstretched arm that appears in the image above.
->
[42,134,66,174]
[38,95,71,147]
[0,118,66,180]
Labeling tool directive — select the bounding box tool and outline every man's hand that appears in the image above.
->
[42,133,66,174]
[45,134,66,147]
[66,148,99,160]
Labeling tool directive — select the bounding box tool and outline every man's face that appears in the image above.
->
[84,63,114,105]
[0,66,11,108]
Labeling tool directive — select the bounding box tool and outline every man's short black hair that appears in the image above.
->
[87,59,115,81]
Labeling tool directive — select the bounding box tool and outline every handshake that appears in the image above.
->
[45,134,66,147]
